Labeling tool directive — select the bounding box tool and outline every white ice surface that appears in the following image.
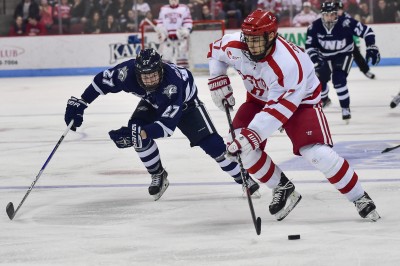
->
[0,66,400,266]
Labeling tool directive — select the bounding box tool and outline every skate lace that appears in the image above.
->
[271,182,293,205]
[354,196,372,211]
[150,175,161,186]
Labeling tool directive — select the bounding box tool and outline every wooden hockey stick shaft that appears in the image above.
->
[223,100,261,235]
[6,120,74,220]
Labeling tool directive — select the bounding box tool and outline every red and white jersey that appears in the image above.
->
[207,32,321,141]
[157,4,193,39]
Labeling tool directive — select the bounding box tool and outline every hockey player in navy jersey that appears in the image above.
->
[306,1,380,122]
[335,0,376,80]
[64,48,259,201]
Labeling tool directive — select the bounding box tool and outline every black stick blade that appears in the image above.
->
[381,144,400,153]
[6,202,15,220]
[256,217,262,235]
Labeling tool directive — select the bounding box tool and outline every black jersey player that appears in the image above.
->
[306,1,380,122]
[64,48,259,200]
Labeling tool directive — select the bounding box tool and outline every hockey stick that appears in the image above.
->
[6,120,74,220]
[381,144,400,153]
[223,101,262,235]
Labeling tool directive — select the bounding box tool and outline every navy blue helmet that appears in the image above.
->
[135,48,164,91]
[321,1,337,13]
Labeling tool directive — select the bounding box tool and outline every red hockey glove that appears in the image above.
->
[227,128,262,158]
[208,75,235,111]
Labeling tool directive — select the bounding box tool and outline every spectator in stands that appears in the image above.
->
[53,0,72,33]
[213,1,226,20]
[8,16,26,36]
[281,0,303,17]
[346,0,361,19]
[39,0,53,31]
[112,0,130,25]
[308,0,322,10]
[224,0,244,28]
[374,0,396,23]
[188,0,205,20]
[292,1,318,27]
[358,2,372,24]
[101,14,121,33]
[84,10,102,33]
[133,0,151,23]
[257,0,282,21]
[138,10,154,29]
[98,0,116,19]
[70,0,91,25]
[14,0,40,23]
[198,5,216,29]
[26,15,47,35]
[121,9,138,32]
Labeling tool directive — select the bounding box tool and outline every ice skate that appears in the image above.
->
[390,92,400,108]
[342,108,351,124]
[148,169,169,201]
[322,97,331,108]
[235,174,261,198]
[353,192,380,222]
[269,173,302,221]
[364,71,375,79]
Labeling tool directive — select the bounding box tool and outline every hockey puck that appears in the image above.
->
[288,234,300,240]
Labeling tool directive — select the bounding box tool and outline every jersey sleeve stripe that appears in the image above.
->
[221,41,248,52]
[155,121,173,137]
[279,98,297,113]
[262,107,289,124]
[91,81,105,95]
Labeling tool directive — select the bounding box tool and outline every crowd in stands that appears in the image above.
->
[7,0,400,37]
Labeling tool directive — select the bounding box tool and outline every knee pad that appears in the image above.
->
[300,144,342,176]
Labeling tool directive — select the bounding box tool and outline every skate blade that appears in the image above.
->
[153,179,170,201]
[366,210,381,222]
[275,191,302,221]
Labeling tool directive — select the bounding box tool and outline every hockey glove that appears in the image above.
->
[177,27,190,40]
[227,128,262,159]
[366,45,380,66]
[64,96,88,131]
[208,75,235,112]
[128,121,143,149]
[109,127,133,149]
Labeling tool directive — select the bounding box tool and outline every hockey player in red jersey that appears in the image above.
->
[207,9,380,221]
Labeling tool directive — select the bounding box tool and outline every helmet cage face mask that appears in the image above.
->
[241,33,270,62]
[321,2,338,30]
[135,48,164,92]
[241,10,278,62]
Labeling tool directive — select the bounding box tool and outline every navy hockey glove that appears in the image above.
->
[366,45,380,66]
[64,96,88,131]
[227,128,262,160]
[109,127,133,148]
[128,121,143,149]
